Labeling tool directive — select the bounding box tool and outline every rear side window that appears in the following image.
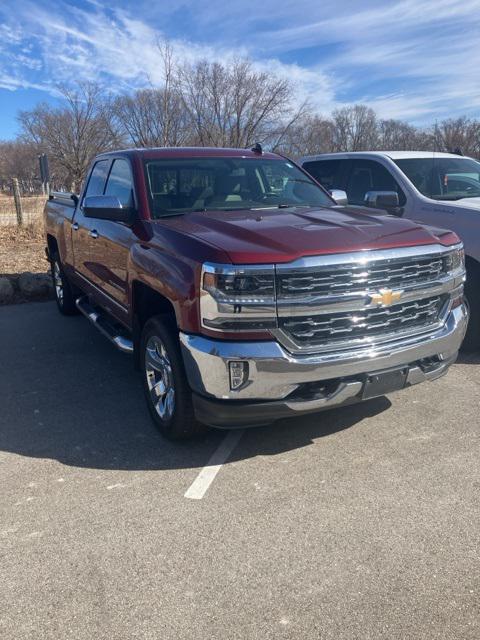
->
[83,160,110,200]
[346,160,406,206]
[303,160,343,190]
[105,159,134,207]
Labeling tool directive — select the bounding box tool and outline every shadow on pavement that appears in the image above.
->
[455,349,480,365]
[0,301,391,472]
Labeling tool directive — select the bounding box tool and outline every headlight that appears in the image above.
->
[200,263,276,332]
[445,246,465,274]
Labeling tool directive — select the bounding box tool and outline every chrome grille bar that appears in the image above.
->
[277,256,445,298]
[280,296,444,342]
[273,244,464,354]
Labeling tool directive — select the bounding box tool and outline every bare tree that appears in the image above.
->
[0,140,40,191]
[432,117,480,157]
[112,88,191,147]
[18,82,123,191]
[377,119,422,150]
[274,114,336,158]
[112,43,191,147]
[178,59,300,148]
[332,105,378,151]
[9,49,480,191]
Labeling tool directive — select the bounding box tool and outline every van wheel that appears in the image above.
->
[51,253,78,316]
[140,316,206,440]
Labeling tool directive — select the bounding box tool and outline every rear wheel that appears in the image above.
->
[140,316,206,440]
[51,252,78,316]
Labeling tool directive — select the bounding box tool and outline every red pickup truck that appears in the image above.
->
[44,147,468,439]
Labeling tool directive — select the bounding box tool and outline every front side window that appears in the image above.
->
[83,160,110,201]
[395,157,480,201]
[346,160,406,206]
[105,159,134,207]
[144,158,333,218]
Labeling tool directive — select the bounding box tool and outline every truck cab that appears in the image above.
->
[300,151,480,349]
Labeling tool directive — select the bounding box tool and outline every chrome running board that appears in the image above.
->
[75,296,133,354]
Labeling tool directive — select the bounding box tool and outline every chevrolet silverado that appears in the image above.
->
[44,147,468,439]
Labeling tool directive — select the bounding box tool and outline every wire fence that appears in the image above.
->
[0,181,47,226]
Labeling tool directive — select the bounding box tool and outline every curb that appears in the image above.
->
[0,272,55,305]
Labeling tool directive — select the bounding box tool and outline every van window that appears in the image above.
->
[303,160,343,190]
[395,157,480,201]
[346,160,406,206]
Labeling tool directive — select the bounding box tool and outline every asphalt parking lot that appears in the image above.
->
[0,301,479,639]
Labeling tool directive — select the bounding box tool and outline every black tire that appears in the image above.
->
[51,252,78,316]
[462,265,480,351]
[140,316,206,440]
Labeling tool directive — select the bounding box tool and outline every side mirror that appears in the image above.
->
[364,191,399,210]
[329,189,348,206]
[83,195,135,224]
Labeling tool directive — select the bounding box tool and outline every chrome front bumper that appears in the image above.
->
[180,305,468,427]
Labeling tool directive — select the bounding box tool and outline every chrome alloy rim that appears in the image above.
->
[145,336,175,420]
[53,261,64,304]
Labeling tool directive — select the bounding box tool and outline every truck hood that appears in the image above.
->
[156,205,458,264]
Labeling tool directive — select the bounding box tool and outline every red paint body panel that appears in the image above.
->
[45,147,461,338]
[153,206,459,265]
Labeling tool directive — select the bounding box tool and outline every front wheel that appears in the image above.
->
[140,316,206,440]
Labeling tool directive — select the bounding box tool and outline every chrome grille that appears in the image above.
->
[279,295,446,349]
[277,256,446,299]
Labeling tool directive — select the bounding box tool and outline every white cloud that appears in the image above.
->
[0,0,479,124]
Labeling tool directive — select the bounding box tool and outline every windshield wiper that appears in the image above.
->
[155,211,187,218]
[251,204,312,210]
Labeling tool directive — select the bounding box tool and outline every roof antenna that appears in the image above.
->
[251,142,263,154]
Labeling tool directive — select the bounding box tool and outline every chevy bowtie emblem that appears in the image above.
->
[370,288,403,307]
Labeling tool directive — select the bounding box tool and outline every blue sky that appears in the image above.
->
[1,0,480,139]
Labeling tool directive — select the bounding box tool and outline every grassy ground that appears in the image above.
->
[0,222,47,275]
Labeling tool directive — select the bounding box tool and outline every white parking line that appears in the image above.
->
[184,429,245,500]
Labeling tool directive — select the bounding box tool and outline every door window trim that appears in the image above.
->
[80,158,113,211]
[81,156,138,216]
[103,157,138,211]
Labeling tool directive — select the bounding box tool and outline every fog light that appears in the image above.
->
[229,361,249,390]
[451,289,464,309]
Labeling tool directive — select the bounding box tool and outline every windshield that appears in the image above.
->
[395,157,480,201]
[144,157,333,218]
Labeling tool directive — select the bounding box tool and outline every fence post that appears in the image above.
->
[12,178,23,226]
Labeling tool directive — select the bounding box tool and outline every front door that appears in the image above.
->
[72,158,112,288]
[87,158,136,313]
